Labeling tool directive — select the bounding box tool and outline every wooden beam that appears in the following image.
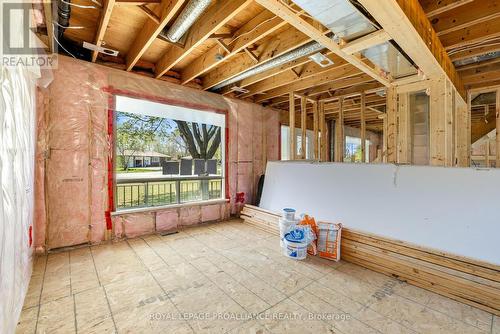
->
[202,27,312,90]
[43,0,54,53]
[92,0,116,62]
[335,97,345,162]
[421,0,473,17]
[289,92,296,160]
[455,93,469,166]
[497,88,500,167]
[138,5,160,24]
[450,45,500,63]
[256,65,362,103]
[341,30,392,55]
[126,0,186,71]
[358,0,465,99]
[155,0,252,78]
[255,0,391,87]
[440,18,500,51]
[431,0,500,36]
[313,101,319,160]
[301,97,307,159]
[386,86,397,163]
[115,0,160,4]
[240,54,345,98]
[181,11,285,84]
[397,92,411,163]
[360,92,366,163]
[320,101,326,161]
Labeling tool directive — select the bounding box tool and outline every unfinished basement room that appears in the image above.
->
[2,0,500,333]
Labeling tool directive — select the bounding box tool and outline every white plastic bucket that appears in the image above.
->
[282,208,296,221]
[279,218,297,248]
[283,230,308,260]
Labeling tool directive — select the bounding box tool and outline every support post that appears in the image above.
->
[320,101,326,161]
[289,92,296,160]
[430,76,454,166]
[360,92,366,163]
[335,97,344,162]
[455,93,469,167]
[313,101,319,160]
[301,96,307,159]
[386,87,397,163]
[397,92,410,164]
[497,88,500,167]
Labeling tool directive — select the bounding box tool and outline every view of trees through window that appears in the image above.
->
[345,136,370,163]
[115,109,224,210]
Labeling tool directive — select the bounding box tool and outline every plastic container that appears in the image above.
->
[283,229,308,260]
[282,208,296,221]
[279,218,297,248]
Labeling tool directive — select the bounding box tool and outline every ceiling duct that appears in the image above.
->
[161,0,211,43]
[211,39,327,91]
[294,0,417,79]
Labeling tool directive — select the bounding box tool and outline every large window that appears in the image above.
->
[114,96,225,210]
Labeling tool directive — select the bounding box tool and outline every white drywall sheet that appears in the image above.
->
[260,161,500,265]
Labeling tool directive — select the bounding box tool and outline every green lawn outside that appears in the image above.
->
[116,167,159,173]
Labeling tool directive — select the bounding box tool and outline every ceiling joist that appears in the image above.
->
[255,0,391,87]
[155,0,253,78]
[125,0,187,71]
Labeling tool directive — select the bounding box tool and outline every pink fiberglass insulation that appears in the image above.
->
[201,204,221,222]
[114,212,155,239]
[35,56,280,250]
[179,206,202,226]
[155,209,179,232]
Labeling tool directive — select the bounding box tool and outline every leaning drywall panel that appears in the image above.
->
[260,161,500,265]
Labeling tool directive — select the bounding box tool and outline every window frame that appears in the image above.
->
[107,89,229,213]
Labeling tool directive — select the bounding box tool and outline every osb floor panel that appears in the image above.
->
[17,219,499,334]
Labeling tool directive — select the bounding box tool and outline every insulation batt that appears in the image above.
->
[35,56,279,250]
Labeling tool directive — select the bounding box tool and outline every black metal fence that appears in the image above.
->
[116,176,223,209]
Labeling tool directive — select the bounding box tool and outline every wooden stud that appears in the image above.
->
[497,88,500,167]
[485,138,490,168]
[455,93,469,167]
[335,97,345,162]
[313,101,319,160]
[320,101,326,161]
[43,0,54,53]
[360,91,366,163]
[301,97,307,159]
[386,87,397,163]
[92,0,116,62]
[243,48,259,63]
[397,92,411,164]
[289,92,296,160]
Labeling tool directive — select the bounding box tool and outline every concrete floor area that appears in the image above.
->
[17,219,498,334]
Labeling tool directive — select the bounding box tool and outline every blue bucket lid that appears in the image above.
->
[283,208,296,213]
[284,229,305,243]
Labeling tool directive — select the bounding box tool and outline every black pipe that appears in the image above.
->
[55,0,91,60]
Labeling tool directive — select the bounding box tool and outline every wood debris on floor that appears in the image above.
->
[17,219,498,334]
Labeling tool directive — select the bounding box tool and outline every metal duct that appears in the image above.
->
[293,0,377,41]
[212,40,326,91]
[163,0,211,43]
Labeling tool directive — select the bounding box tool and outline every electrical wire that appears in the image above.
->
[60,0,98,9]
[52,24,77,59]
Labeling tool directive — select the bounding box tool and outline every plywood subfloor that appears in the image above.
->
[17,219,498,334]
